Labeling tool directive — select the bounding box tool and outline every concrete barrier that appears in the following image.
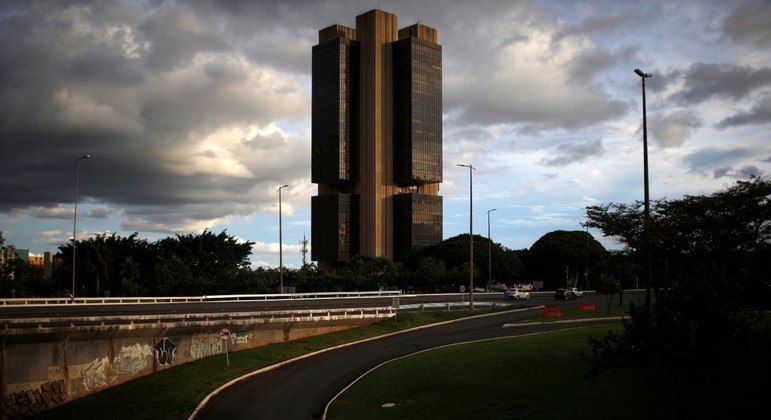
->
[1,308,393,418]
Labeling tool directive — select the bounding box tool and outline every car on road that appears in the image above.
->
[568,287,584,298]
[504,288,530,300]
[554,288,577,300]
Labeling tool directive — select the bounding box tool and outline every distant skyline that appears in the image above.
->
[1,0,770,269]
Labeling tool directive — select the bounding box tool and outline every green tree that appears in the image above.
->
[402,234,524,292]
[57,233,152,296]
[527,230,609,290]
[337,255,400,291]
[408,257,447,292]
[585,177,771,416]
[154,229,254,295]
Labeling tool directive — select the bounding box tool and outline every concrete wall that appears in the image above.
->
[1,316,385,418]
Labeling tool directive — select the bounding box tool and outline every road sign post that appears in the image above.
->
[460,285,466,305]
[220,328,231,367]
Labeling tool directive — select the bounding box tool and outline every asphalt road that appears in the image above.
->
[192,308,624,420]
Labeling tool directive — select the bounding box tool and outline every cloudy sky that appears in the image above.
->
[1,0,769,268]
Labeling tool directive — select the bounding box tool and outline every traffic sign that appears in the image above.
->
[220,328,231,367]
[220,328,231,341]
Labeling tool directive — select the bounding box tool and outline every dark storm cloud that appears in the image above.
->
[672,63,771,104]
[0,0,309,233]
[683,147,749,173]
[722,1,771,47]
[540,139,604,167]
[717,95,771,128]
[553,7,646,41]
[136,4,227,71]
[62,45,145,86]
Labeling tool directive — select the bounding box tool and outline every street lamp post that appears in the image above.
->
[635,68,653,312]
[72,154,91,299]
[457,164,476,310]
[278,184,289,294]
[486,208,497,291]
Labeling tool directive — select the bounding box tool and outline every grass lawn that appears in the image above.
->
[328,319,771,419]
[327,325,676,420]
[521,299,630,322]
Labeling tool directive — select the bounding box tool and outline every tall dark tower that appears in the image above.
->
[311,9,443,269]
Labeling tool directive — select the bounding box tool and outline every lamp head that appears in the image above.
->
[634,69,653,78]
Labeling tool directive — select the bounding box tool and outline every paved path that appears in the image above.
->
[192,308,622,419]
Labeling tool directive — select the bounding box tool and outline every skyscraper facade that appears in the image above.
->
[311,9,443,269]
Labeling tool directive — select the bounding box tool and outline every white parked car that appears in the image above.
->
[504,288,530,300]
[568,287,584,298]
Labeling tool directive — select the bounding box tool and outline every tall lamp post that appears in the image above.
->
[457,163,476,310]
[72,154,91,299]
[486,208,497,291]
[634,68,653,312]
[277,184,289,294]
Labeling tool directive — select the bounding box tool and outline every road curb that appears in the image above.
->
[502,316,626,327]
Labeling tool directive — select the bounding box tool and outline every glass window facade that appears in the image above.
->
[312,38,359,185]
[393,193,443,259]
[311,193,359,263]
[393,37,442,185]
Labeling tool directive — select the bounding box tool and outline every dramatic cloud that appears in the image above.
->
[442,2,628,131]
[717,95,771,128]
[671,63,771,104]
[722,2,771,47]
[0,1,309,235]
[683,148,750,174]
[540,140,604,167]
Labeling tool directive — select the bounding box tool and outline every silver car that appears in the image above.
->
[504,288,530,300]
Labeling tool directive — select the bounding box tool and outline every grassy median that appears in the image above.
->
[327,324,669,419]
[328,314,771,420]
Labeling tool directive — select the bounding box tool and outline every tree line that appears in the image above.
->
[2,227,611,298]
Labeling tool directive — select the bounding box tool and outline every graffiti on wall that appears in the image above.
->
[81,357,109,391]
[2,379,66,418]
[114,343,153,376]
[190,332,222,360]
[231,332,253,345]
[154,338,176,366]
[46,366,68,382]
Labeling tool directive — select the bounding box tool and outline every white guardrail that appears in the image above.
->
[0,290,402,306]
[2,307,396,332]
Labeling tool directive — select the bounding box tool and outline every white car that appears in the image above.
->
[504,288,530,300]
[568,287,584,298]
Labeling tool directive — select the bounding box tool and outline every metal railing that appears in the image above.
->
[0,290,402,306]
[3,307,395,333]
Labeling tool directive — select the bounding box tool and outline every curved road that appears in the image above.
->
[192,307,623,420]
